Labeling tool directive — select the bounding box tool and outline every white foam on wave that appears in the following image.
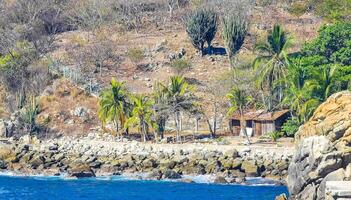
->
[0,171,282,186]
[244,177,282,186]
[181,174,216,184]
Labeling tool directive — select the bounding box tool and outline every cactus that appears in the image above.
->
[21,96,39,133]
[186,8,217,56]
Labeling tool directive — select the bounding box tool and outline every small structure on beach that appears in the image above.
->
[229,110,290,136]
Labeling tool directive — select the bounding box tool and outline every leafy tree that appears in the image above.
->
[301,23,351,100]
[302,23,351,66]
[98,78,129,138]
[186,8,217,56]
[226,86,252,144]
[125,94,155,142]
[222,13,249,67]
[254,24,292,110]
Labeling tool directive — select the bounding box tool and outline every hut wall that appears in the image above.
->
[260,120,275,135]
[231,119,241,136]
[254,121,261,136]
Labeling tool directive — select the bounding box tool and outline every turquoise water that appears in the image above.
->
[0,175,288,200]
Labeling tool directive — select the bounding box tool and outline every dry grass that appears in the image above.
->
[38,79,100,136]
[41,5,323,137]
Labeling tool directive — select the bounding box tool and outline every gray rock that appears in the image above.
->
[0,160,7,169]
[214,176,227,184]
[288,136,333,196]
[224,149,239,159]
[317,168,345,198]
[147,169,162,180]
[241,160,259,176]
[163,170,181,179]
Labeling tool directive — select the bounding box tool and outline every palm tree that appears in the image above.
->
[98,78,128,138]
[282,59,320,123]
[254,24,291,110]
[166,76,196,142]
[226,86,252,144]
[125,94,155,142]
[152,82,170,140]
[315,65,338,101]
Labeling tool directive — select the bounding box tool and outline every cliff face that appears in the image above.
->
[288,91,351,199]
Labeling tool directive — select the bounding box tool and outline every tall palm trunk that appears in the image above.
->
[239,108,251,145]
[113,109,120,138]
[175,111,181,142]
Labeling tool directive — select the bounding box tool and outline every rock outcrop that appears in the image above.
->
[288,91,351,200]
[0,133,292,184]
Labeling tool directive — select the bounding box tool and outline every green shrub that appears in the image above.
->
[170,58,191,75]
[186,8,218,56]
[288,2,308,17]
[127,48,144,65]
[270,131,282,142]
[282,117,301,137]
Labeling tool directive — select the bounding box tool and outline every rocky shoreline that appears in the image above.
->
[0,134,293,185]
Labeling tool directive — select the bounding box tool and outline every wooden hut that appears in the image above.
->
[229,110,290,136]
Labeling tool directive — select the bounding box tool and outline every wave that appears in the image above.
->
[0,171,282,186]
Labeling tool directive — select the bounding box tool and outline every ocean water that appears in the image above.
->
[0,175,288,200]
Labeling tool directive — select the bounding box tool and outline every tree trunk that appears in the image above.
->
[113,110,119,139]
[212,104,218,138]
[179,112,182,132]
[195,118,199,133]
[175,112,181,142]
[206,118,214,138]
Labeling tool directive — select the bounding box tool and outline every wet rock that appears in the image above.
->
[214,176,227,184]
[180,178,194,183]
[163,170,181,179]
[147,169,162,180]
[0,160,7,169]
[68,164,95,178]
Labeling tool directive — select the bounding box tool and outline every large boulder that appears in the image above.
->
[241,160,259,176]
[288,91,351,199]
